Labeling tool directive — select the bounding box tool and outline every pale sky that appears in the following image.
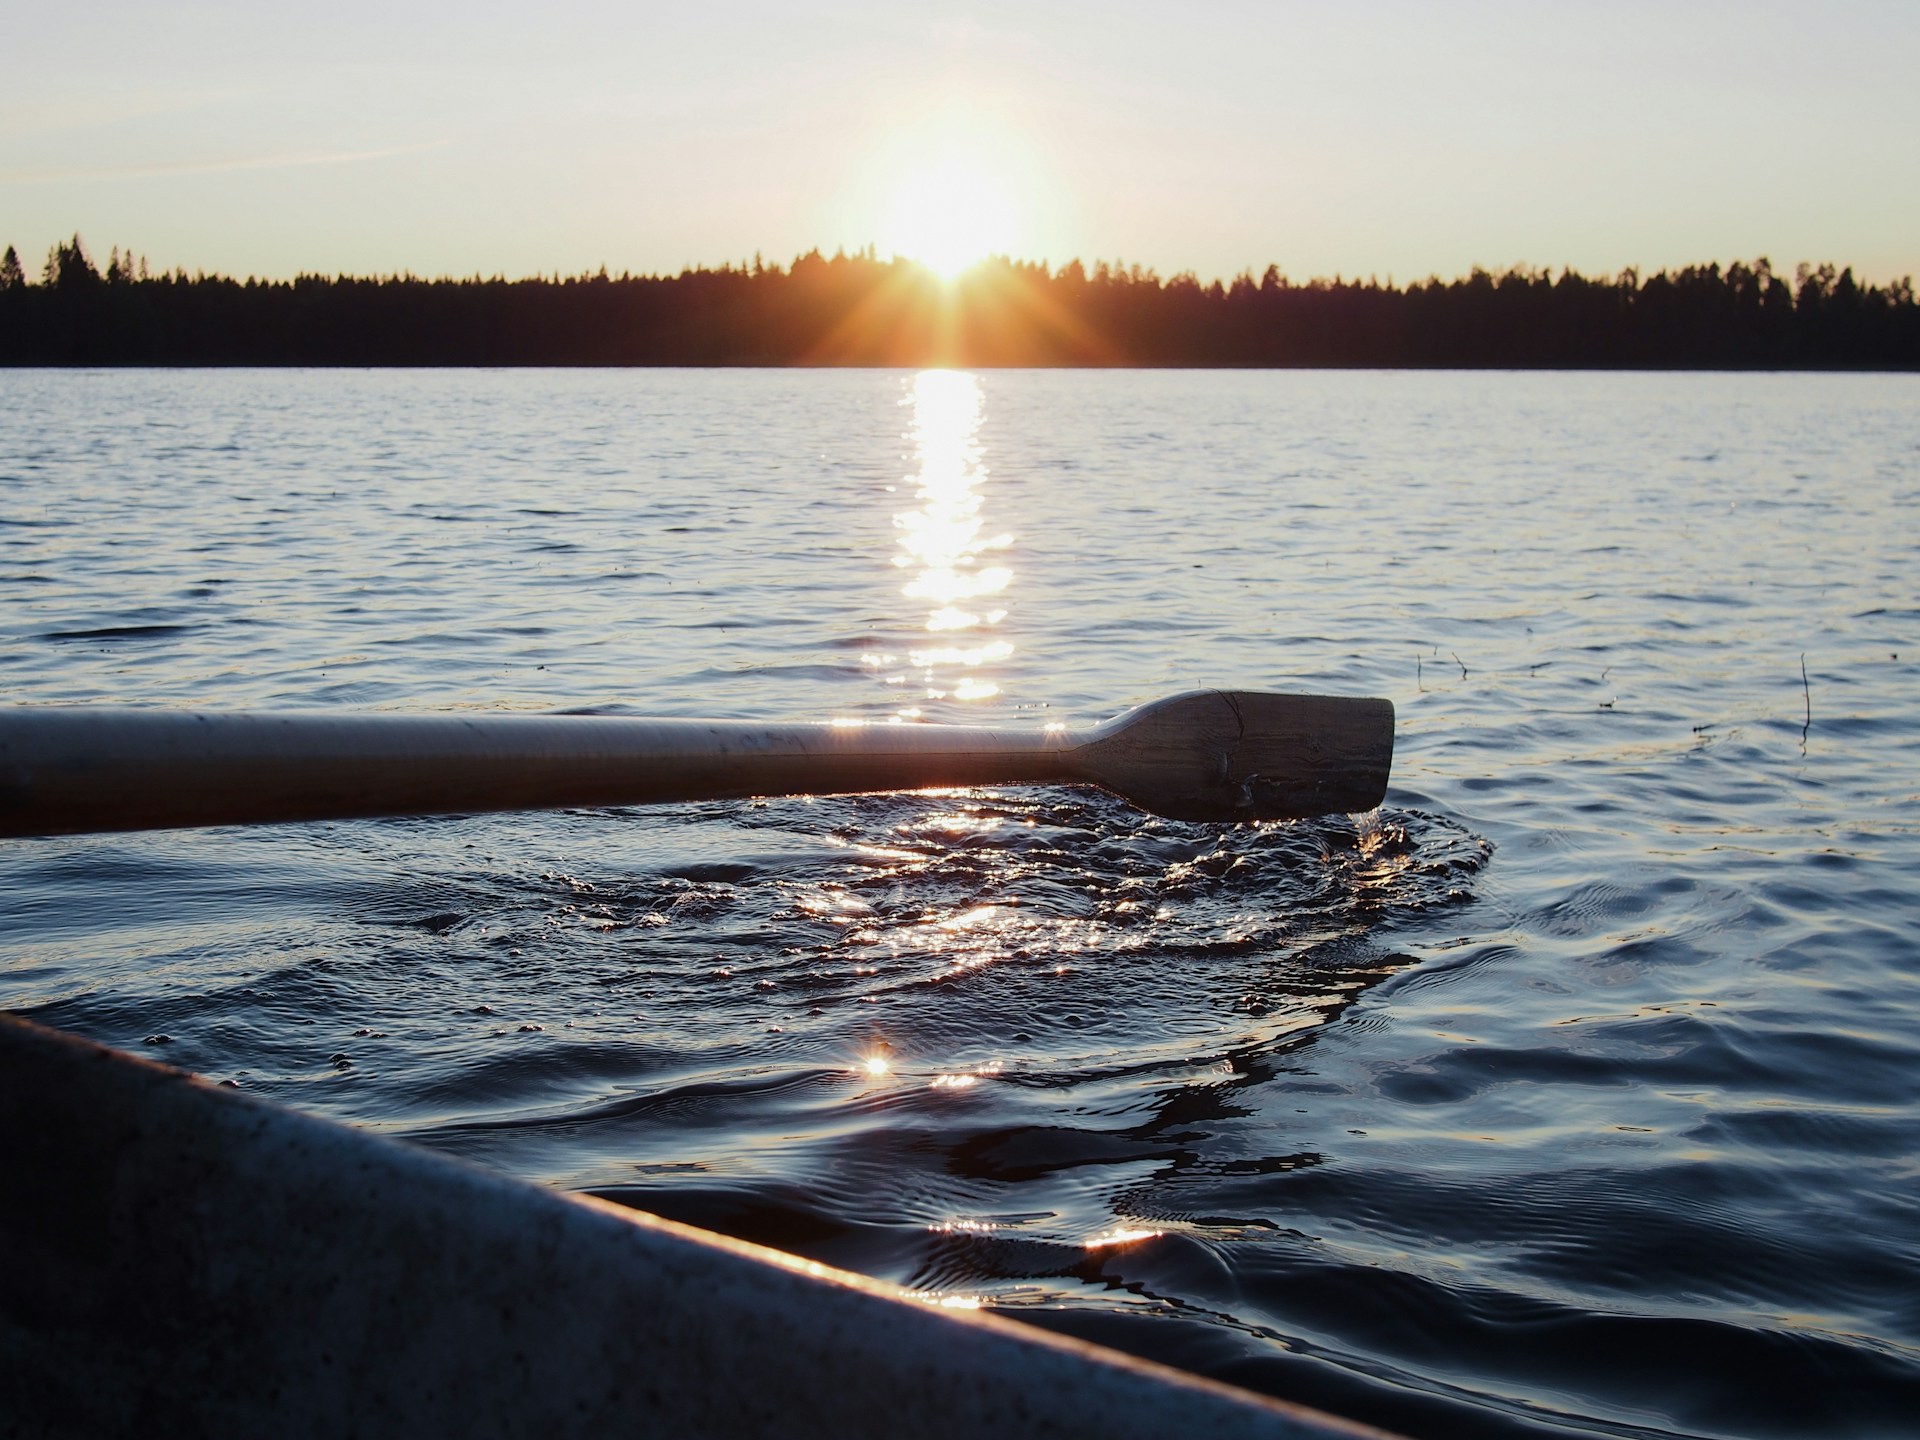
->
[4,0,1916,285]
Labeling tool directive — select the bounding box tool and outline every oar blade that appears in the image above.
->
[1080,690,1394,822]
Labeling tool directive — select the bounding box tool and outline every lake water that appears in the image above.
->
[2,367,1917,1438]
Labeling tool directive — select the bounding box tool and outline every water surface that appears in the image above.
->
[3,367,1917,1438]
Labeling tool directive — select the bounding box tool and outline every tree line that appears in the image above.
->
[2,235,1914,369]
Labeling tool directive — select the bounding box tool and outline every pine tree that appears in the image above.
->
[0,245,24,292]
[44,234,101,290]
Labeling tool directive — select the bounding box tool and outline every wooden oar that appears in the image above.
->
[0,690,1392,838]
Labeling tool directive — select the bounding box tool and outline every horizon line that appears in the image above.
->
[11,238,1915,294]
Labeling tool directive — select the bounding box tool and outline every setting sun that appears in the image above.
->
[881,144,1018,280]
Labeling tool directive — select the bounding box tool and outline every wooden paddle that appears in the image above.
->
[0,690,1392,838]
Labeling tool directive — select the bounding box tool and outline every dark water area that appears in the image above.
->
[2,368,1917,1438]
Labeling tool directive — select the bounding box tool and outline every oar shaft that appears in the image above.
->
[0,708,1083,838]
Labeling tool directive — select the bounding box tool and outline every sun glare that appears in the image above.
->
[882,145,1017,280]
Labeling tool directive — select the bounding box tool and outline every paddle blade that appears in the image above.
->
[1078,690,1394,822]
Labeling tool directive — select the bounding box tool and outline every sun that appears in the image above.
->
[881,143,1018,281]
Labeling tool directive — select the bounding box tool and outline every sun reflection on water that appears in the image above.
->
[1084,1227,1164,1251]
[891,370,1012,710]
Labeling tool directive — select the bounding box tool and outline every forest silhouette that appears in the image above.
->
[2,236,1914,369]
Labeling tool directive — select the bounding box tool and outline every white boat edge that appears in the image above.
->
[0,1013,1403,1439]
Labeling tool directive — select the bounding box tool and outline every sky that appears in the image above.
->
[4,0,1917,286]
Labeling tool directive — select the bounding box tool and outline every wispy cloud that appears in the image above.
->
[0,141,446,186]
